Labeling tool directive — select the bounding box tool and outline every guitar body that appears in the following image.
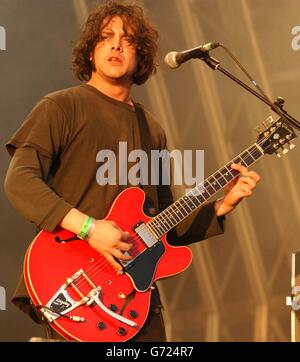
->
[22,116,298,342]
[24,187,193,342]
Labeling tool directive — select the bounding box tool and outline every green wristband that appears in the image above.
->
[77,216,92,240]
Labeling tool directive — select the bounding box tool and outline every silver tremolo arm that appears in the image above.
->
[89,288,138,328]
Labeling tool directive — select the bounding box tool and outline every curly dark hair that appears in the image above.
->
[72,0,159,85]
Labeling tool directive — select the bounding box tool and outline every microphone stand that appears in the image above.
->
[201,55,300,131]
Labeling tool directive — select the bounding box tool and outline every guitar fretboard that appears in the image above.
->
[147,142,264,238]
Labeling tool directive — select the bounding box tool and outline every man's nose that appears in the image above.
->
[111,35,123,51]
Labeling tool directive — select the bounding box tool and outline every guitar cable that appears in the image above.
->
[35,304,85,323]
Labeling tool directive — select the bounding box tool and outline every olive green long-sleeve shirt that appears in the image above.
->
[4,84,224,321]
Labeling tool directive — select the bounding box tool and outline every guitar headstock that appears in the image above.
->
[257,116,297,157]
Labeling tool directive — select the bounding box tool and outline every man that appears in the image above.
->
[4,1,260,342]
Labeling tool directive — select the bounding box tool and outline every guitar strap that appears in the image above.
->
[134,102,159,216]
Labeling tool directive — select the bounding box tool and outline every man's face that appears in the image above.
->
[91,16,139,86]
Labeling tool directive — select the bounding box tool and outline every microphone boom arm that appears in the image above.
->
[200,54,300,131]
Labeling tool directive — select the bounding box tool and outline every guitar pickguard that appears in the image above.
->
[124,241,165,292]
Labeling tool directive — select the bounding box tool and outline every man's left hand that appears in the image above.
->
[215,163,261,217]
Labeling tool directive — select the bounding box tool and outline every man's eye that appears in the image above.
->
[125,35,135,44]
[101,33,111,40]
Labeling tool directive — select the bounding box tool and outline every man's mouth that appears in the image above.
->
[108,56,123,64]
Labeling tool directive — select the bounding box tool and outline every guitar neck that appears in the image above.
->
[148,142,265,238]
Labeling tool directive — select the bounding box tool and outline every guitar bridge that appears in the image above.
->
[41,269,137,328]
[41,269,95,322]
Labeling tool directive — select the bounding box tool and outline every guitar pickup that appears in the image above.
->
[133,221,158,248]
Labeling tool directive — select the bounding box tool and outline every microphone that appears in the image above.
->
[164,42,220,69]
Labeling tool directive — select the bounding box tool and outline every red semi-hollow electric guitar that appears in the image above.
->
[24,117,296,341]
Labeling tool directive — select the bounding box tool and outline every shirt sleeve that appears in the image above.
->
[6,97,70,159]
[4,147,73,231]
[157,132,225,246]
[4,96,74,231]
[157,183,225,246]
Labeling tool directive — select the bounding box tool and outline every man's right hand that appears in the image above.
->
[60,209,132,273]
[87,220,132,272]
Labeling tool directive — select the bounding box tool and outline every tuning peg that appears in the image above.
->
[282,146,289,155]
[286,134,292,140]
[276,147,287,158]
[255,126,262,134]
[264,116,274,127]
[289,142,296,150]
[274,96,285,109]
[277,146,290,157]
[268,116,275,124]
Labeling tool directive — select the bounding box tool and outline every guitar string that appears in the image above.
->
[77,118,291,290]
[74,233,145,289]
[73,155,253,289]
[74,145,265,290]
[141,143,263,238]
[74,138,273,289]
[77,135,271,279]
[148,144,263,235]
[73,138,272,290]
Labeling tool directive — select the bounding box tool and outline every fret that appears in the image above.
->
[172,205,182,221]
[229,168,240,179]
[156,218,166,235]
[154,212,170,234]
[240,152,249,167]
[211,174,223,189]
[208,176,223,193]
[233,156,242,165]
[213,171,227,187]
[156,214,170,233]
[240,151,250,166]
[189,188,205,205]
[172,202,186,219]
[165,206,181,224]
[247,149,256,162]
[186,193,198,209]
[161,208,177,226]
[252,145,263,159]
[177,199,190,215]
[194,185,210,200]
[148,220,160,236]
[207,177,218,192]
[254,143,264,156]
[164,210,176,228]
[186,189,202,206]
[158,212,173,229]
[147,222,158,238]
[252,149,261,160]
[182,196,194,212]
[203,180,215,196]
[220,166,234,182]
[155,222,168,235]
[151,214,162,230]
